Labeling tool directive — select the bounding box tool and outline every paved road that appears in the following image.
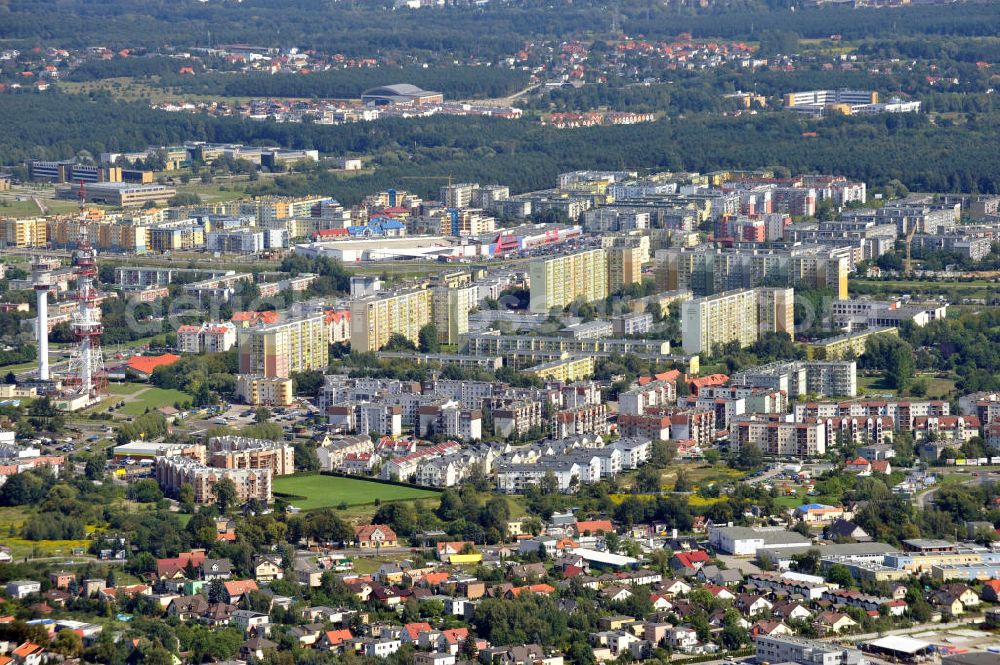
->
[296,546,436,562]
[744,466,783,486]
[916,472,1000,509]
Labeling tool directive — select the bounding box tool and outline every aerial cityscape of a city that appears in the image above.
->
[0,1,998,665]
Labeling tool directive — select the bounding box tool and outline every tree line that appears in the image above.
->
[3,0,999,55]
[162,66,530,101]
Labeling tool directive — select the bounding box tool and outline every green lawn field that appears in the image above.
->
[272,474,440,510]
[108,383,192,416]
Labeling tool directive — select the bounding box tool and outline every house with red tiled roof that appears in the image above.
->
[637,369,681,387]
[320,628,353,651]
[417,572,450,588]
[870,459,891,474]
[354,525,398,549]
[402,622,432,643]
[439,627,469,653]
[156,550,207,579]
[506,583,556,598]
[325,309,351,344]
[98,585,150,602]
[813,611,857,634]
[981,579,1000,603]
[650,593,673,611]
[670,549,710,574]
[845,457,871,474]
[688,373,728,396]
[11,642,44,665]
[574,520,614,536]
[752,620,792,637]
[223,580,259,604]
[703,584,735,601]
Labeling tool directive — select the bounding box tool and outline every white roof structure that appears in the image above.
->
[865,635,931,655]
[112,441,191,457]
[572,547,638,567]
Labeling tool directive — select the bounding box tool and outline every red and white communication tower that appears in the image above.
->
[65,181,107,400]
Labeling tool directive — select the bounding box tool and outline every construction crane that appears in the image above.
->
[401,175,454,188]
[401,176,463,234]
[904,222,918,274]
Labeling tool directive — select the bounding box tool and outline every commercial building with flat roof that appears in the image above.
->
[708,525,810,556]
[112,441,205,461]
[756,635,864,665]
[59,182,176,207]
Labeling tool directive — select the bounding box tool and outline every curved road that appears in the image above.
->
[916,471,1000,509]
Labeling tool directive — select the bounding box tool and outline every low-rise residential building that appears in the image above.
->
[235,375,294,407]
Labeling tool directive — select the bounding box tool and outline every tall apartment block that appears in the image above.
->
[681,287,794,355]
[439,183,479,209]
[732,416,827,459]
[432,285,476,345]
[350,288,433,352]
[658,246,849,300]
[3,218,48,248]
[529,248,608,314]
[606,242,646,293]
[237,314,329,378]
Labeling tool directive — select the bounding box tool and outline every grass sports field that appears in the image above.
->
[272,474,440,510]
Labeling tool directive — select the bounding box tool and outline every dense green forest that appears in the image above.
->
[3,91,1000,203]
[532,67,996,115]
[159,66,531,100]
[66,56,204,82]
[1,0,999,55]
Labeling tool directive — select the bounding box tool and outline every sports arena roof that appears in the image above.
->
[364,84,426,96]
[361,83,442,104]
